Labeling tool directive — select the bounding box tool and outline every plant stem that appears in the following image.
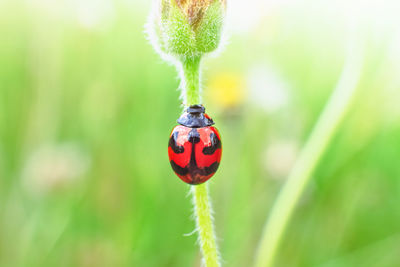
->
[192,184,220,267]
[254,39,364,267]
[179,55,220,267]
[181,56,201,105]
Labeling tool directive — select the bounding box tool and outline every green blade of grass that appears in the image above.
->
[254,33,365,267]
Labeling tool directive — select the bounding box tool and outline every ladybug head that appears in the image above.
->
[177,105,214,128]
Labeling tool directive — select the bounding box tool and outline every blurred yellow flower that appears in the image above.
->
[206,72,246,109]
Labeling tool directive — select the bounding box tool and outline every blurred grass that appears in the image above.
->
[1,0,400,267]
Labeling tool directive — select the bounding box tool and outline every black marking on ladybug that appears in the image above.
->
[202,132,221,155]
[188,129,201,179]
[204,162,220,175]
[188,128,201,144]
[170,160,189,176]
[177,105,214,128]
[169,131,184,154]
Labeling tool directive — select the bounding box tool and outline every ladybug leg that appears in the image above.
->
[202,133,221,155]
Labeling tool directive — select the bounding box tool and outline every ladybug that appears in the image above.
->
[168,105,222,185]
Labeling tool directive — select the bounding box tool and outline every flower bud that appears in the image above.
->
[149,0,226,60]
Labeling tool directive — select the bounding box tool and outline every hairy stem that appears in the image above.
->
[180,56,201,105]
[192,184,220,267]
[254,38,364,267]
[179,56,220,267]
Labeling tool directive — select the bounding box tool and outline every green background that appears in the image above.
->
[1,0,399,266]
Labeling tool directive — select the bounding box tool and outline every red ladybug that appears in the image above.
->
[168,105,222,185]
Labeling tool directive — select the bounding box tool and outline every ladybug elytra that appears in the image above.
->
[168,105,222,185]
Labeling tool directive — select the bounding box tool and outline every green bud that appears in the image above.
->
[149,0,226,60]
